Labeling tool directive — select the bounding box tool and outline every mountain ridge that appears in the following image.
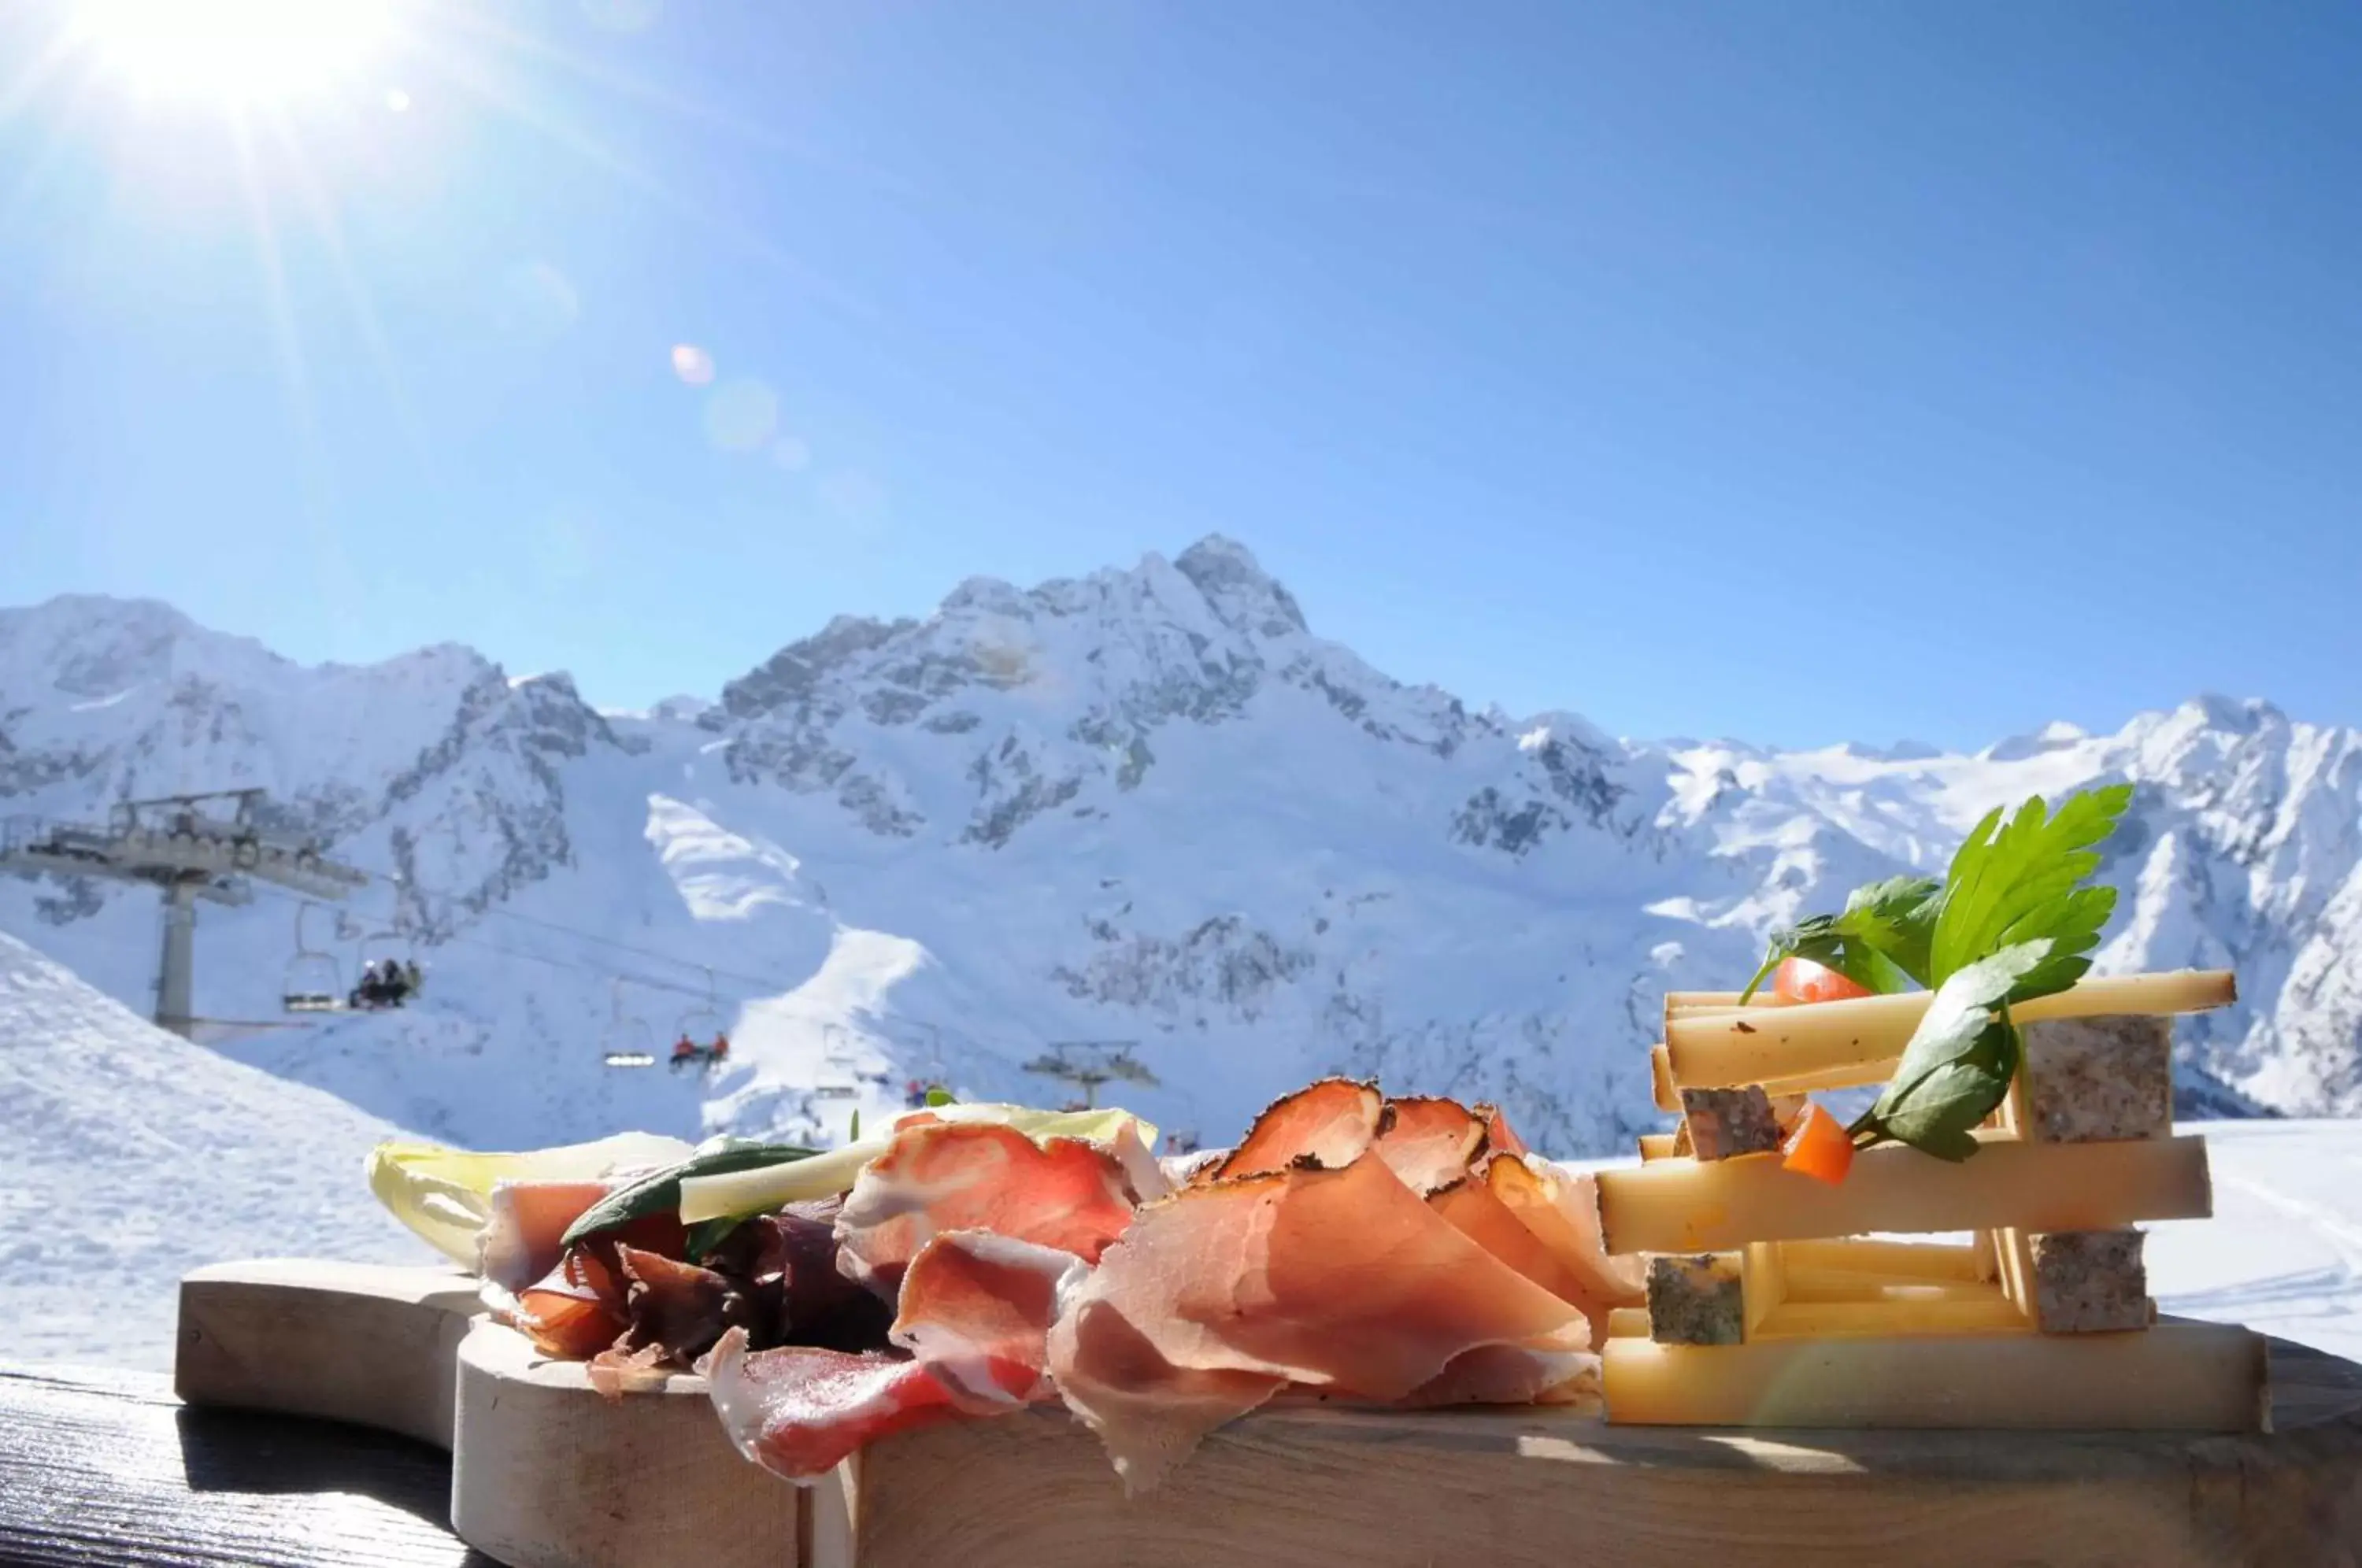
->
[1,538,2351,1157]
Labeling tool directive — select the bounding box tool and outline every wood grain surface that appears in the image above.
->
[851,1328,2362,1568]
[449,1318,801,1568]
[0,1362,485,1567]
[154,1261,2362,1568]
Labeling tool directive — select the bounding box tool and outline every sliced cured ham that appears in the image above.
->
[506,1278,626,1360]
[890,1230,1086,1412]
[705,1330,972,1483]
[835,1122,1142,1298]
[1477,1102,1531,1159]
[478,1180,613,1292]
[1371,1096,1487,1193]
[1203,1078,1383,1182]
[702,1230,1079,1485]
[1484,1154,1646,1320]
[614,1244,732,1362]
[1397,1339,1601,1408]
[1427,1175,1618,1336]
[1046,1294,1288,1489]
[1049,1150,1595,1492]
[706,1200,894,1354]
[585,1341,673,1400]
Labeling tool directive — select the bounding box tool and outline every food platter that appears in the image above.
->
[169,790,2362,1565]
[173,1257,2362,1567]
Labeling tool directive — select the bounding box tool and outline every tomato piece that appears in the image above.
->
[1772,955,1875,1004]
[1781,1103,1855,1186]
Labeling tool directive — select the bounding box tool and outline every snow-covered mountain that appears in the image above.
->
[2,539,2355,1160]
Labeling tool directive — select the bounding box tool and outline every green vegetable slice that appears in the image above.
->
[560,1141,817,1250]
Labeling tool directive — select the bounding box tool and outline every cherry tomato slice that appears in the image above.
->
[1772,955,1875,1004]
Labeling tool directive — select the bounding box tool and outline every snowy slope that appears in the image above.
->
[0,931,431,1372]
[0,540,2356,1166]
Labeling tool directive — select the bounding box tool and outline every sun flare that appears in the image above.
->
[72,0,397,103]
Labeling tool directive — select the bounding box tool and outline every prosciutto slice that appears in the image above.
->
[835,1122,1142,1297]
[1371,1096,1487,1193]
[478,1181,613,1292]
[890,1230,1085,1412]
[1483,1154,1646,1326]
[1203,1078,1382,1181]
[704,1332,970,1482]
[1048,1149,1596,1492]
[705,1230,1079,1484]
[507,1278,626,1360]
[1477,1102,1531,1159]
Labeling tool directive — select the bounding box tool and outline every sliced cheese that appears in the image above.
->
[1603,1321,2268,1430]
[1781,1270,2003,1304]
[1638,1132,1680,1162]
[1664,970,2236,1091]
[1650,1045,1678,1113]
[1753,1294,2031,1337]
[1608,1307,1653,1339]
[1594,1133,2212,1256]
[1742,1240,1784,1340]
[1779,1237,1985,1281]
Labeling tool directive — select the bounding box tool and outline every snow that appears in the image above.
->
[9,901,2362,1377]
[0,931,432,1373]
[2149,1120,2362,1365]
[8,544,2362,1384]
[2,538,2360,1176]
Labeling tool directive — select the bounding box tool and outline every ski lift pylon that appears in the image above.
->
[601,977,657,1069]
[281,901,344,1013]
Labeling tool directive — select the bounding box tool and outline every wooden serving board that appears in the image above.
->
[176,1260,2362,1568]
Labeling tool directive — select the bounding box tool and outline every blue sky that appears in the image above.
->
[4,0,2358,751]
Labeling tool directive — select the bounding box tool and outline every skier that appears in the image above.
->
[708,1033,729,1065]
[670,1034,698,1071]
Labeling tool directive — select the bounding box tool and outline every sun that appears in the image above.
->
[72,0,398,104]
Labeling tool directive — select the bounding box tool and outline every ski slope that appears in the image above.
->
[0,932,432,1372]
[6,902,2360,1378]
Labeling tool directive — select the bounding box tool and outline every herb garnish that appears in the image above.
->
[1739,784,2134,1162]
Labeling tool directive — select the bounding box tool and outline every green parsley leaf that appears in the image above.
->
[1849,942,2050,1160]
[1738,874,1942,1001]
[1928,784,2132,992]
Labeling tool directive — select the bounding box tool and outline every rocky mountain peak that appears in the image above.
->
[1172,534,1309,638]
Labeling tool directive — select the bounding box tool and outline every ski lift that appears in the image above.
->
[281,902,345,1013]
[811,1022,860,1100]
[602,978,657,1070]
[349,923,421,1010]
[668,967,730,1074]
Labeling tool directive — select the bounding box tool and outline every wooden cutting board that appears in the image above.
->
[176,1259,2362,1568]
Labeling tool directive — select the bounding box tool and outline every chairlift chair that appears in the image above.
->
[601,978,658,1070]
[350,926,421,1010]
[281,902,346,1013]
[809,1020,861,1099]
[669,967,730,1073]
